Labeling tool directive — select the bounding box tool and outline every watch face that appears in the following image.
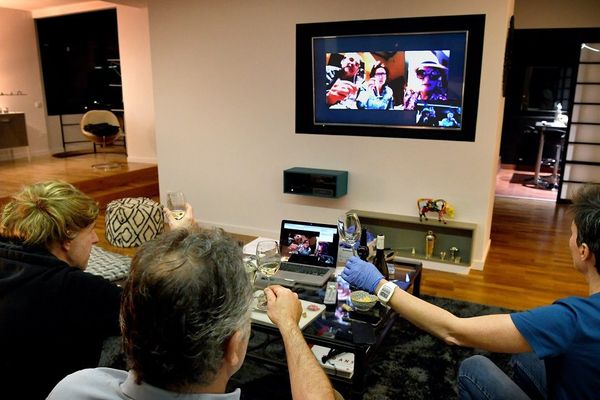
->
[378,282,395,303]
[380,286,392,298]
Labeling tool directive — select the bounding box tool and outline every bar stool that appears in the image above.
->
[540,127,566,189]
[526,122,566,190]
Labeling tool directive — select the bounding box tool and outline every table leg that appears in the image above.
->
[532,127,545,187]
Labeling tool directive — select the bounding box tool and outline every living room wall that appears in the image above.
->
[148,0,513,272]
[0,7,48,160]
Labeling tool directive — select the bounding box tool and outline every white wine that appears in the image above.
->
[172,210,185,220]
[257,261,280,277]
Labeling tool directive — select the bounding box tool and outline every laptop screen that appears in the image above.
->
[280,220,339,267]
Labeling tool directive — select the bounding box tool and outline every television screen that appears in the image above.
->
[296,15,485,141]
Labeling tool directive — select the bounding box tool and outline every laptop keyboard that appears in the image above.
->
[280,262,329,276]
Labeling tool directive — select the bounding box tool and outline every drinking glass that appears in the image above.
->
[337,212,362,256]
[254,240,281,310]
[166,191,186,220]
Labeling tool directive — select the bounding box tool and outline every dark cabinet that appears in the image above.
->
[0,113,28,149]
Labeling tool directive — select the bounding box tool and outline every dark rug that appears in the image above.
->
[510,172,536,184]
[52,150,95,158]
[228,295,514,400]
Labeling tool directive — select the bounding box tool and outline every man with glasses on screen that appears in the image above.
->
[326,52,365,108]
[402,52,448,110]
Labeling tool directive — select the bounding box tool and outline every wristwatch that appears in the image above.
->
[377,281,396,304]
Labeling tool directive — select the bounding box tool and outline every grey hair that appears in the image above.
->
[121,227,253,389]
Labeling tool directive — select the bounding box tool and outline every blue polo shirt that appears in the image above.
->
[511,293,600,399]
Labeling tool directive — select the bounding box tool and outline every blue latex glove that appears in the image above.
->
[341,256,384,293]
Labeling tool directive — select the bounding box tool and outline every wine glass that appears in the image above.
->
[166,191,186,220]
[337,212,362,256]
[254,240,281,310]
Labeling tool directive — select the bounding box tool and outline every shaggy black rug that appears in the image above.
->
[228,295,514,400]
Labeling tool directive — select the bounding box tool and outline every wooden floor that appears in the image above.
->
[495,165,557,202]
[0,155,587,311]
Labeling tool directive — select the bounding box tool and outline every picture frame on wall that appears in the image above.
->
[296,14,486,141]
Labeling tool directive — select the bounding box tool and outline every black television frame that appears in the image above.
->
[296,14,485,141]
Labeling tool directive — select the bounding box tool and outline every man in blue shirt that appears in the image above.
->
[341,184,600,399]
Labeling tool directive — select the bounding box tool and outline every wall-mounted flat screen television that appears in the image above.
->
[296,14,485,141]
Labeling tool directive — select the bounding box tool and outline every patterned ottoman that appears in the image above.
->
[105,197,164,247]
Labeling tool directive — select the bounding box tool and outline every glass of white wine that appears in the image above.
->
[337,212,362,256]
[166,191,186,220]
[254,240,281,310]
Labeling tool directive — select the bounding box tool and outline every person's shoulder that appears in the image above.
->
[554,294,600,311]
[66,266,117,285]
[60,268,122,305]
[48,368,128,399]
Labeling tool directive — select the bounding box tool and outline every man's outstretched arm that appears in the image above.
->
[342,256,531,354]
[265,285,336,400]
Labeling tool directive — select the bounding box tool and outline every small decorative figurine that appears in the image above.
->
[417,198,455,224]
[449,246,459,262]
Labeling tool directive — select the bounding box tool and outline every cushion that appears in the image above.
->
[84,123,120,137]
[105,197,164,248]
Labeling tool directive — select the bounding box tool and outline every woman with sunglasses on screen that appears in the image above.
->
[401,52,448,110]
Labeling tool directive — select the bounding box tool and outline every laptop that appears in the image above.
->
[256,219,339,287]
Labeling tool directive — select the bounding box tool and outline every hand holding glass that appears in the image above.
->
[167,191,186,220]
[338,212,362,255]
[254,240,281,310]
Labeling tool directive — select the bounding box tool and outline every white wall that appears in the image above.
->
[117,5,156,163]
[148,0,514,271]
[0,7,49,160]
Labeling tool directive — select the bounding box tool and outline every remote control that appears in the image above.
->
[324,281,338,305]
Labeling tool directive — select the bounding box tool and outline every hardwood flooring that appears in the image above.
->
[421,197,586,310]
[0,155,588,311]
[495,165,557,202]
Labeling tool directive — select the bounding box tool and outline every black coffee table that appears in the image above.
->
[247,258,422,399]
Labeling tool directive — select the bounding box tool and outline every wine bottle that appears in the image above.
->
[357,227,370,261]
[373,234,389,279]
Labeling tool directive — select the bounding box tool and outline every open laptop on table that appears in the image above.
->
[256,219,339,288]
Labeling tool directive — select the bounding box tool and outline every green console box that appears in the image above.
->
[283,167,348,198]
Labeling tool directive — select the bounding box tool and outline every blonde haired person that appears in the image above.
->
[0,181,122,399]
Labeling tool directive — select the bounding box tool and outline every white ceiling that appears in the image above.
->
[0,0,145,11]
[0,0,87,11]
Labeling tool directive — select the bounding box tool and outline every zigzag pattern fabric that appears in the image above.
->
[105,197,164,248]
[86,246,131,281]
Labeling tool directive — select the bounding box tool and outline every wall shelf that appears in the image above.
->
[283,167,348,198]
[349,209,476,273]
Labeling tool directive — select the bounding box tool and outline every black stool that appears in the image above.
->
[525,124,566,190]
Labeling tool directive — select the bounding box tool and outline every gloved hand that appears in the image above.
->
[341,256,384,293]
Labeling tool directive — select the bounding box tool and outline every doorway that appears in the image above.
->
[498,28,600,202]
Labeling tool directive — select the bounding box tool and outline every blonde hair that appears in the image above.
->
[0,181,99,248]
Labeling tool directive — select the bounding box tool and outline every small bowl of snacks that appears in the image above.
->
[350,290,378,312]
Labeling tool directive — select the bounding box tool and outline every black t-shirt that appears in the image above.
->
[0,240,122,399]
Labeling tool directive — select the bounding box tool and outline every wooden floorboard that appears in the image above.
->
[0,155,587,311]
